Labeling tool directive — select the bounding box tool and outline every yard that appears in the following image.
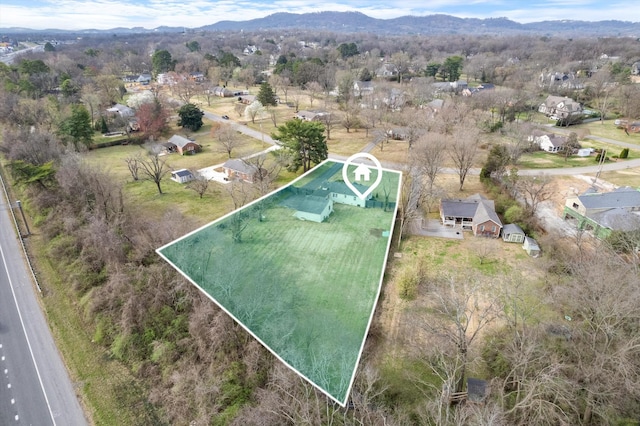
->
[158,161,401,405]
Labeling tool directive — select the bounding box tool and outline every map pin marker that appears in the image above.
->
[342,153,383,200]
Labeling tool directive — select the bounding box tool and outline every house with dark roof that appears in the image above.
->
[538,95,583,120]
[167,135,201,155]
[563,186,640,238]
[106,103,135,118]
[440,194,503,238]
[222,159,266,183]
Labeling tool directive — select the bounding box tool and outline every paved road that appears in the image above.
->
[0,198,86,425]
[202,111,278,145]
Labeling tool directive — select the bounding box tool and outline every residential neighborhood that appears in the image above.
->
[1,10,640,426]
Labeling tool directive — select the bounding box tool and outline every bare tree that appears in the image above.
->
[515,173,553,214]
[423,274,501,393]
[186,172,211,199]
[340,100,361,133]
[305,81,323,107]
[225,180,253,243]
[449,128,480,191]
[139,153,169,194]
[173,79,201,104]
[125,154,141,181]
[215,123,243,158]
[397,164,424,250]
[243,153,281,198]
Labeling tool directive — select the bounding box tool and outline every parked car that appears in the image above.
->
[222,115,229,119]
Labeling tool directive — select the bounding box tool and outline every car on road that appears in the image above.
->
[222,115,229,119]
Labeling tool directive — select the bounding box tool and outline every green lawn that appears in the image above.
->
[158,161,401,405]
[574,120,640,145]
[518,151,600,169]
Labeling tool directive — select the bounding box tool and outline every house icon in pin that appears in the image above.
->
[353,163,371,182]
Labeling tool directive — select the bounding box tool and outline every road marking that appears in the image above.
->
[7,383,10,388]
[4,368,7,374]
[11,398,15,404]
[0,243,56,425]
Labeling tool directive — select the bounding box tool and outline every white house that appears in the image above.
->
[170,169,195,184]
[532,132,567,153]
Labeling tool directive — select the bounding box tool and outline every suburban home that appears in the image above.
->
[137,73,152,85]
[563,186,640,239]
[106,103,135,118]
[222,159,263,183]
[238,94,257,105]
[502,223,526,243]
[523,237,541,257]
[532,132,567,153]
[632,61,640,76]
[167,135,201,155]
[294,110,330,122]
[463,82,496,96]
[353,81,374,97]
[170,169,195,184]
[376,63,398,78]
[440,194,503,238]
[282,194,334,223]
[189,72,205,82]
[281,179,373,223]
[538,95,583,120]
[211,86,234,97]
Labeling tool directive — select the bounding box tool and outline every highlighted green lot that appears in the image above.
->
[158,160,401,405]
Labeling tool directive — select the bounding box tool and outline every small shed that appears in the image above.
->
[576,148,593,157]
[502,223,525,243]
[171,169,195,184]
[523,236,541,257]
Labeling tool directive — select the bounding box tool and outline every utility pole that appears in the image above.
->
[593,149,606,187]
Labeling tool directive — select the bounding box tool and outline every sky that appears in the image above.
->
[0,0,637,31]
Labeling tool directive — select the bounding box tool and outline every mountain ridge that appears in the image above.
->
[2,11,639,36]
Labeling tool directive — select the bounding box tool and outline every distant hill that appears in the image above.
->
[2,11,640,37]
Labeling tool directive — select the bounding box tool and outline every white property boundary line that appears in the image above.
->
[157,159,402,407]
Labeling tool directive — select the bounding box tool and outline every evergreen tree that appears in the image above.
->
[152,50,175,75]
[100,116,109,133]
[257,82,277,106]
[177,103,204,132]
[59,104,93,149]
[272,119,327,172]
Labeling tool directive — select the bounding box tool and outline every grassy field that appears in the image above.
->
[575,120,640,144]
[159,162,401,404]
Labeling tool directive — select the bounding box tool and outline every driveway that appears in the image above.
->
[408,218,464,239]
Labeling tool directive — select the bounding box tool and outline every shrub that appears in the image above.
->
[397,266,420,300]
[620,148,629,159]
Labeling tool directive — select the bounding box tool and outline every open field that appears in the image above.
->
[575,120,640,144]
[158,161,401,404]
